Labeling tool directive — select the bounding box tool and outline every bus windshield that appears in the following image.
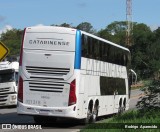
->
[0,69,15,83]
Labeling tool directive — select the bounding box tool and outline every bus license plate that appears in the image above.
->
[39,109,50,115]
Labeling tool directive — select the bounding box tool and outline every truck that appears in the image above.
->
[0,61,19,107]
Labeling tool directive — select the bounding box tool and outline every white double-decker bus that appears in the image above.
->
[17,26,131,123]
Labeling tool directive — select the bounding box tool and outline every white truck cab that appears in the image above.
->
[0,61,19,107]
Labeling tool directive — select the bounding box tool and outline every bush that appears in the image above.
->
[136,80,160,111]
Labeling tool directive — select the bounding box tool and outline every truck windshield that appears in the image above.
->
[0,69,15,83]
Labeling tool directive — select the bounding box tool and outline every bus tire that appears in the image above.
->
[118,106,124,115]
[118,99,124,115]
[81,101,93,124]
[82,108,92,124]
[91,105,98,123]
[123,99,126,112]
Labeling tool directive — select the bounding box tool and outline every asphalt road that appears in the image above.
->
[129,89,144,109]
[0,89,143,132]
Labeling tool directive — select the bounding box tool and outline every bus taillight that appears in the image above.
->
[18,76,23,103]
[68,79,77,106]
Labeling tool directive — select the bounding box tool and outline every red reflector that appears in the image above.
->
[18,76,23,103]
[68,79,77,106]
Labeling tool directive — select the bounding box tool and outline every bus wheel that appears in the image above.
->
[118,105,125,115]
[81,106,93,124]
[91,105,98,123]
[118,99,124,115]
[84,108,92,124]
[118,106,123,115]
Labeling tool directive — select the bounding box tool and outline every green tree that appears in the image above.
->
[131,23,154,79]
[98,28,113,41]
[51,23,74,28]
[0,29,23,57]
[153,27,160,38]
[98,21,130,46]
[106,21,127,34]
[147,27,160,79]
[97,21,158,79]
[76,22,96,34]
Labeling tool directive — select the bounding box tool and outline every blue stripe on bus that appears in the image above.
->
[74,30,81,69]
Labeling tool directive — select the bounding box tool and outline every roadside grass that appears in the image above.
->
[81,109,160,132]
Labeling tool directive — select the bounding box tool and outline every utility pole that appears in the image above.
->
[126,0,133,47]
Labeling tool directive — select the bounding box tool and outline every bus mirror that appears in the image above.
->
[129,69,137,85]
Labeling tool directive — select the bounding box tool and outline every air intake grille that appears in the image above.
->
[29,81,64,93]
[26,66,70,76]
[0,87,10,94]
[0,95,8,102]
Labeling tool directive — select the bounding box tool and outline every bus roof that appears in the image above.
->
[25,26,130,52]
[26,26,77,35]
[81,31,130,52]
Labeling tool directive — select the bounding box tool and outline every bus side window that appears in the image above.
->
[124,52,128,66]
[87,36,95,59]
[122,51,127,66]
[124,54,126,66]
[91,38,94,59]
[87,36,91,58]
[101,42,105,61]
[112,47,115,63]
[99,41,102,61]
[120,50,124,65]
[115,48,120,65]
[127,52,131,67]
[94,39,99,60]
[107,44,111,63]
[118,50,123,65]
[101,43,106,62]
[82,34,88,58]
